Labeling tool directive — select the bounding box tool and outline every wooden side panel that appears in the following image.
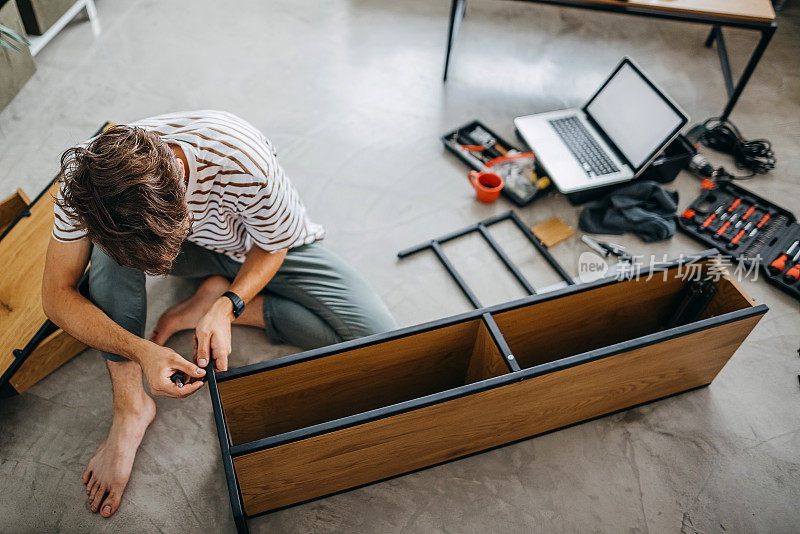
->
[233,313,763,515]
[0,188,30,234]
[219,319,483,446]
[0,181,61,379]
[701,258,753,320]
[10,329,86,393]
[464,321,507,384]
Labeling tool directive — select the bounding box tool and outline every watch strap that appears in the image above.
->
[222,291,245,318]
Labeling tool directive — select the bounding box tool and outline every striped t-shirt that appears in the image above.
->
[53,110,325,261]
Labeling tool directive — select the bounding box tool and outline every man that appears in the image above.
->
[41,110,397,519]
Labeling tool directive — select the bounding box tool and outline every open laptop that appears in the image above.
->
[515,58,688,193]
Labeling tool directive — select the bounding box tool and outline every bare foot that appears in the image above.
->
[82,395,156,518]
[150,276,230,345]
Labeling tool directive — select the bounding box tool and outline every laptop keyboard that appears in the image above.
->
[548,116,620,177]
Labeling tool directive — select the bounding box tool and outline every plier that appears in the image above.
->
[581,235,633,263]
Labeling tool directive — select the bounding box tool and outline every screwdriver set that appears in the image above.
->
[677,180,800,301]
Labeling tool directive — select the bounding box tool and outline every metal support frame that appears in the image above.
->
[397,210,574,310]
[441,0,776,120]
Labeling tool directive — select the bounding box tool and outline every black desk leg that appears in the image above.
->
[443,0,467,82]
[712,26,734,97]
[704,25,717,48]
[720,24,776,120]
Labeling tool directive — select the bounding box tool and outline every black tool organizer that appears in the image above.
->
[442,120,551,206]
[677,180,800,301]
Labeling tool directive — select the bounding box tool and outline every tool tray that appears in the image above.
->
[677,180,800,301]
[442,120,551,206]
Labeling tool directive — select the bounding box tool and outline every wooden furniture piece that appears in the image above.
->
[0,123,110,396]
[208,250,766,533]
[442,0,777,120]
[0,181,87,396]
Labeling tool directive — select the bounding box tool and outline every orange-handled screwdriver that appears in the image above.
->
[769,240,799,275]
[742,206,756,220]
[716,221,732,238]
[728,198,741,212]
[756,213,771,228]
[783,250,800,283]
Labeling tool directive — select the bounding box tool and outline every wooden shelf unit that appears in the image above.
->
[209,252,766,532]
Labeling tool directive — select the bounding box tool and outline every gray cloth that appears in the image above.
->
[89,241,398,362]
[578,181,679,242]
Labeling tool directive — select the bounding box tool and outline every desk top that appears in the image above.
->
[559,0,776,23]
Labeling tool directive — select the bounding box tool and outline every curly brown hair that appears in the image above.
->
[57,125,190,275]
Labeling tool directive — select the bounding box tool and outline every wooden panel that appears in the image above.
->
[493,268,688,369]
[464,321,507,384]
[701,257,754,320]
[233,313,763,515]
[0,188,30,234]
[556,0,774,22]
[9,329,86,393]
[219,319,488,446]
[0,180,61,378]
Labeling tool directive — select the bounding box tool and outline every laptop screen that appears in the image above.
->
[584,61,686,170]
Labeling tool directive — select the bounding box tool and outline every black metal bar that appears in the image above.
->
[507,211,574,285]
[476,223,536,295]
[482,312,520,372]
[0,320,58,394]
[704,25,716,47]
[713,26,735,97]
[720,25,776,120]
[431,241,482,308]
[207,367,249,533]
[443,0,467,82]
[397,211,512,258]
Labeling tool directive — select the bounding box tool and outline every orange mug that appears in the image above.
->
[468,171,503,203]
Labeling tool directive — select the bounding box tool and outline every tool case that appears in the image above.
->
[677,179,800,301]
[209,250,765,532]
[442,120,552,206]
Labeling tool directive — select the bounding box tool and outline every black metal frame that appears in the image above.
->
[0,123,108,397]
[442,0,777,120]
[208,248,768,532]
[397,210,573,309]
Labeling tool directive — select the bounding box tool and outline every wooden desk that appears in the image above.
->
[443,0,777,120]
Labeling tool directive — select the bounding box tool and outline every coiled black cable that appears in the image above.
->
[692,117,776,178]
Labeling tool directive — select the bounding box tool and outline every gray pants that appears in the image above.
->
[89,241,397,362]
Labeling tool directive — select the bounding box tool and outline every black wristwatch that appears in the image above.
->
[222,291,245,318]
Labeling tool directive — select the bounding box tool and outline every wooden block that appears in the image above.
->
[531,216,574,248]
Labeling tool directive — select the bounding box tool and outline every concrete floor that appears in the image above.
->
[1,0,799,532]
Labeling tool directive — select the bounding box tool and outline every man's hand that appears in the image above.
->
[136,343,206,398]
[194,297,234,372]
